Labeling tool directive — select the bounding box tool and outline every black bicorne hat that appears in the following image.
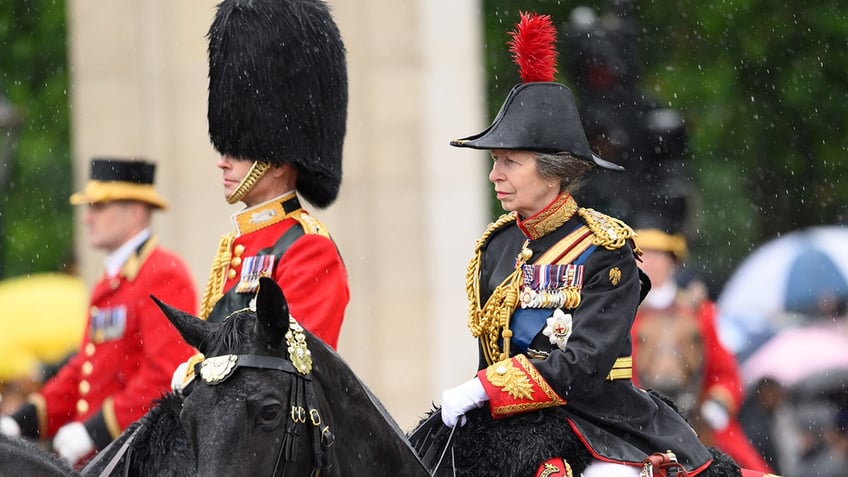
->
[450,12,622,171]
[207,0,348,208]
[451,82,622,171]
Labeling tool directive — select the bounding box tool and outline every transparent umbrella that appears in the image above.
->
[717,225,848,357]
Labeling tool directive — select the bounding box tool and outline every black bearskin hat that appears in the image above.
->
[207,0,348,208]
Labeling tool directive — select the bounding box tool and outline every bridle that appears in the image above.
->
[88,318,334,477]
[194,317,335,477]
[195,352,335,477]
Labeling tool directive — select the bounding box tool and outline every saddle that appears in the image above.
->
[640,451,688,477]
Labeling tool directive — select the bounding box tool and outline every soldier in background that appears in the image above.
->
[0,158,197,467]
[631,215,774,473]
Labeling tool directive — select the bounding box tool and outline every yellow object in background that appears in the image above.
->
[0,273,88,381]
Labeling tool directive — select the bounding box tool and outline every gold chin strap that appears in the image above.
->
[226,161,271,204]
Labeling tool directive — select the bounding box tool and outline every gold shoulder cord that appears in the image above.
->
[199,232,235,319]
[577,208,639,253]
[466,213,533,365]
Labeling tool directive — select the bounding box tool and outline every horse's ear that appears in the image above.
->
[254,277,290,350]
[151,295,214,351]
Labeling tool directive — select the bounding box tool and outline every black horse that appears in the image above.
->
[4,276,749,476]
[0,433,80,477]
[85,276,429,476]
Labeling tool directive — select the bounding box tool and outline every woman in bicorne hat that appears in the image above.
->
[435,12,744,477]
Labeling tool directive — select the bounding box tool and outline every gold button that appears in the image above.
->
[230,256,242,267]
[233,244,245,256]
[85,343,96,356]
[76,399,89,414]
[228,269,237,280]
[79,380,90,395]
[82,361,93,376]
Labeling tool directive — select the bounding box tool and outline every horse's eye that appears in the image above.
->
[258,404,282,425]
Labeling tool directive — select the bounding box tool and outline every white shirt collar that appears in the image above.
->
[644,279,678,309]
[104,228,151,277]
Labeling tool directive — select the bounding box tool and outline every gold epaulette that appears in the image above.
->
[577,208,638,252]
[292,210,331,238]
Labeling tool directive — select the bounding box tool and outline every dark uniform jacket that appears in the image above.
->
[469,193,713,473]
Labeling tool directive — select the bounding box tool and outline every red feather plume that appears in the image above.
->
[508,11,558,83]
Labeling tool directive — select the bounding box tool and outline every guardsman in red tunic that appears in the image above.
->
[171,0,350,392]
[632,226,774,473]
[0,158,197,466]
[198,0,348,346]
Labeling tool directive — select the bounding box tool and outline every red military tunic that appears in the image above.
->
[17,237,196,449]
[200,191,348,349]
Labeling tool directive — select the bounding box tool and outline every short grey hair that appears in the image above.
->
[534,152,594,193]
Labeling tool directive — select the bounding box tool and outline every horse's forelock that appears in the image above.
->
[203,310,291,358]
[204,311,257,355]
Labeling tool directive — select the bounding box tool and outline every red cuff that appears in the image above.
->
[478,354,565,418]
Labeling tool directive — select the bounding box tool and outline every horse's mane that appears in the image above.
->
[81,392,194,477]
[303,327,421,453]
[0,432,79,476]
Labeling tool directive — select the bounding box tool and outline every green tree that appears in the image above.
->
[0,0,73,278]
[482,0,848,295]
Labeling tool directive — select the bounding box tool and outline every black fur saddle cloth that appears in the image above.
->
[408,406,741,477]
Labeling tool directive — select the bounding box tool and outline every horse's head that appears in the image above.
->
[152,277,331,476]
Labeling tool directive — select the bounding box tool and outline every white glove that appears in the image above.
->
[53,422,94,466]
[700,399,730,431]
[440,377,488,428]
[0,416,21,437]
[171,361,191,391]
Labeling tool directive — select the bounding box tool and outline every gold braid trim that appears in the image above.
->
[466,213,533,365]
[226,161,271,204]
[27,393,48,439]
[199,233,235,319]
[102,396,122,438]
[577,208,637,251]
